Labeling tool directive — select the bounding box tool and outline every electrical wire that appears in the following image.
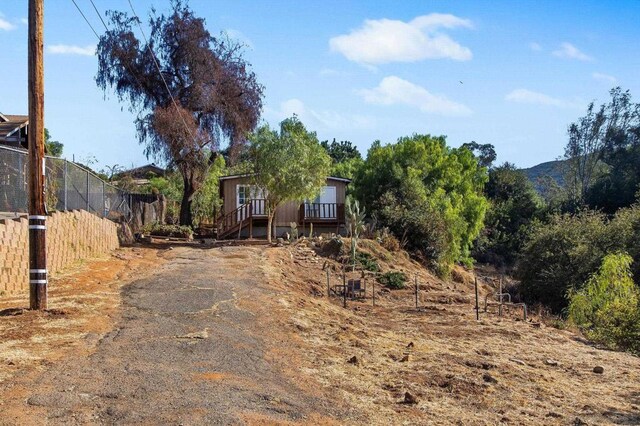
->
[70,0,99,38]
[126,0,197,144]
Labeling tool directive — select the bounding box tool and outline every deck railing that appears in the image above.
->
[299,203,344,222]
[216,199,266,237]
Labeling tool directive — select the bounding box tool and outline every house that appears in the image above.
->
[217,174,351,239]
[115,163,166,186]
[0,113,28,149]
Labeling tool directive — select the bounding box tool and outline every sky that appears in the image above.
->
[1,0,639,170]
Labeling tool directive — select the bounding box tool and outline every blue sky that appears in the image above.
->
[1,1,639,170]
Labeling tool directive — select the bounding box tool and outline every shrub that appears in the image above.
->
[517,205,640,314]
[355,251,380,272]
[143,223,193,239]
[354,135,488,277]
[567,253,640,353]
[378,271,407,289]
[516,211,610,313]
[377,227,401,252]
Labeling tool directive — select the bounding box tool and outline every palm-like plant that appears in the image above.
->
[346,196,366,268]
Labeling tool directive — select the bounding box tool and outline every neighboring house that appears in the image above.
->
[116,163,166,186]
[0,113,28,149]
[217,174,351,239]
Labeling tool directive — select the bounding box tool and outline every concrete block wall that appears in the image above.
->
[0,210,119,295]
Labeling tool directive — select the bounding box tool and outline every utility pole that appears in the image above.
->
[28,0,47,310]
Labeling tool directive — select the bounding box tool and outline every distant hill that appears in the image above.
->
[521,159,567,190]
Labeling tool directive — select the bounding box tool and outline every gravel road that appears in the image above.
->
[2,246,343,425]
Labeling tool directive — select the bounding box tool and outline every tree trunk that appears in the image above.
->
[180,175,196,227]
[267,211,275,243]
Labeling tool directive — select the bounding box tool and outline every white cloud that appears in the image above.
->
[358,76,472,116]
[552,42,593,61]
[329,13,473,65]
[505,89,571,107]
[592,72,617,84]
[0,13,16,31]
[266,98,374,131]
[46,44,96,56]
[529,42,542,51]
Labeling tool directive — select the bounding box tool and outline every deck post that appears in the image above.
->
[249,201,253,239]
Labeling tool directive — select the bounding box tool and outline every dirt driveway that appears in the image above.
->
[0,246,346,425]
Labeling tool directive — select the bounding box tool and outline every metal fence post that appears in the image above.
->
[102,181,105,217]
[86,169,90,211]
[63,159,67,210]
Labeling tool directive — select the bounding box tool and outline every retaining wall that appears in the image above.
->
[0,210,119,295]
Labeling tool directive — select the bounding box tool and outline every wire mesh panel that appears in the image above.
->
[88,173,105,216]
[0,145,137,220]
[45,157,66,211]
[0,147,28,212]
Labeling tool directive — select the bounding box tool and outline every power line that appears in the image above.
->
[126,0,197,145]
[85,0,144,91]
[88,0,108,31]
[70,0,99,38]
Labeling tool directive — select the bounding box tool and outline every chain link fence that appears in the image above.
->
[0,145,136,220]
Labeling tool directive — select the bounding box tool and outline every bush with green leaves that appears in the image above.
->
[377,271,407,289]
[143,223,193,239]
[516,211,611,313]
[568,253,640,353]
[354,251,380,273]
[473,163,543,266]
[354,134,488,277]
[517,204,640,314]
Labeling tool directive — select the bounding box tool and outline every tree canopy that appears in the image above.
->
[96,0,263,226]
[44,129,63,157]
[355,134,488,275]
[250,117,331,242]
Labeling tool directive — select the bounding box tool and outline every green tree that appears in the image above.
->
[568,252,639,353]
[563,87,640,208]
[96,1,263,226]
[460,141,496,169]
[321,139,361,163]
[250,117,331,242]
[191,154,225,226]
[516,211,613,313]
[44,128,63,157]
[355,134,488,276]
[474,163,542,266]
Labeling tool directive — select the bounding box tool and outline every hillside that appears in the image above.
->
[263,237,640,425]
[521,159,567,189]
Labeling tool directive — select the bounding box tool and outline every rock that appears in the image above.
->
[347,355,359,365]
[175,330,208,339]
[399,355,411,363]
[509,358,526,366]
[573,418,588,425]
[593,366,604,374]
[482,372,498,384]
[404,391,418,404]
[407,342,414,348]
[544,359,560,367]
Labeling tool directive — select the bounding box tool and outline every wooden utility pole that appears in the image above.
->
[28,0,47,310]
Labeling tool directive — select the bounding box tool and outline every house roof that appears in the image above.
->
[119,163,166,177]
[219,173,352,183]
[0,114,28,140]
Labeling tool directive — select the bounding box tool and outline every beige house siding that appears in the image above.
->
[220,176,348,226]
